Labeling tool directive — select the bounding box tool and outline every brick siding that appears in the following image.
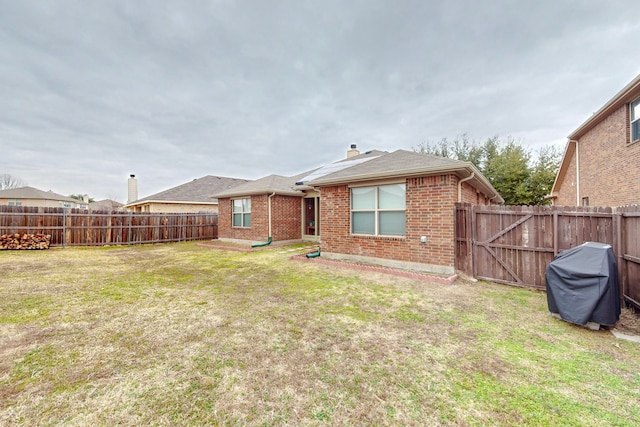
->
[556,103,640,207]
[319,174,494,268]
[271,195,302,241]
[217,195,302,242]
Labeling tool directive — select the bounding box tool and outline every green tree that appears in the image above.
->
[414,134,484,168]
[528,144,562,205]
[413,135,561,205]
[483,137,532,205]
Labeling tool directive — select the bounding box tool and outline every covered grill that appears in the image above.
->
[545,242,621,327]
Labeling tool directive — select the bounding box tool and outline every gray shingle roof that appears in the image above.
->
[128,175,250,205]
[89,199,125,211]
[211,149,502,203]
[0,186,79,203]
[304,150,502,203]
[212,170,317,198]
[305,150,471,185]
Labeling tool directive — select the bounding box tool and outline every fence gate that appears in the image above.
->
[455,204,616,291]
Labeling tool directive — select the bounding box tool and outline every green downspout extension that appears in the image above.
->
[306,247,321,258]
[251,236,272,248]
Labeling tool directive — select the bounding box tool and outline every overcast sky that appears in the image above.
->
[1,1,639,202]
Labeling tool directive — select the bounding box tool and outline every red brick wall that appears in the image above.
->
[217,195,302,242]
[319,174,488,268]
[557,104,640,207]
[271,195,302,241]
[460,180,496,205]
[217,196,267,241]
[555,149,577,206]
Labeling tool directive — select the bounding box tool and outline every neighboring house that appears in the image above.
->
[125,175,250,213]
[549,73,640,207]
[213,146,502,274]
[0,186,88,209]
[89,199,125,211]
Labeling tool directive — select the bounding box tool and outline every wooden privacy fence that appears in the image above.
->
[455,203,640,310]
[0,206,218,247]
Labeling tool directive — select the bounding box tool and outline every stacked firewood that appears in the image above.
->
[0,233,51,250]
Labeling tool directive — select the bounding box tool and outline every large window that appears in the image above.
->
[632,98,640,142]
[232,198,251,227]
[351,184,406,236]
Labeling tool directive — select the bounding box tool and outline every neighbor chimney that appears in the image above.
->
[127,174,138,203]
[347,144,360,158]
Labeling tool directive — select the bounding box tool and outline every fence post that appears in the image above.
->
[127,212,132,245]
[613,208,625,306]
[552,210,558,257]
[62,208,67,247]
[471,204,477,278]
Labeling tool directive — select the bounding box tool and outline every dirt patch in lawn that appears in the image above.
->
[615,307,640,336]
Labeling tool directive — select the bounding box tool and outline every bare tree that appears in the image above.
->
[0,174,24,190]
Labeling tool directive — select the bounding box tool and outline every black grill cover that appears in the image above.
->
[545,242,621,326]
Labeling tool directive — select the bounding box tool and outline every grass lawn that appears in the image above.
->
[1,242,639,426]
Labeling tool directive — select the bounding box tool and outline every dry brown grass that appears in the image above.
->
[1,242,639,426]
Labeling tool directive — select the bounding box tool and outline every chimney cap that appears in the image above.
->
[350,144,357,149]
[130,174,135,178]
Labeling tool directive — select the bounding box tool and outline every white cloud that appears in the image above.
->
[1,0,639,201]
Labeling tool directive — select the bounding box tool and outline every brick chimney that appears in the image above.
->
[127,174,138,203]
[347,144,360,158]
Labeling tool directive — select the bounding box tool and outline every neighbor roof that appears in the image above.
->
[126,175,250,207]
[0,186,79,203]
[89,199,125,211]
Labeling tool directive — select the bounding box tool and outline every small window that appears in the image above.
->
[582,197,589,207]
[632,98,640,142]
[351,184,406,236]
[232,198,251,227]
[8,199,21,206]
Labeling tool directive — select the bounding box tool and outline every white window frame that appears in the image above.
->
[8,199,22,206]
[232,198,251,228]
[350,184,406,236]
[631,97,640,143]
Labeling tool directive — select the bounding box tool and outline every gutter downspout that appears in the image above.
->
[571,140,580,206]
[458,172,475,203]
[251,192,275,248]
[268,191,275,238]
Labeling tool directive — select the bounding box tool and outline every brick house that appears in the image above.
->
[125,175,250,213]
[214,146,502,274]
[549,73,640,207]
[0,186,88,209]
